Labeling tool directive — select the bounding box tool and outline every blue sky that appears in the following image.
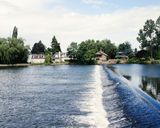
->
[44,0,160,14]
[0,0,160,51]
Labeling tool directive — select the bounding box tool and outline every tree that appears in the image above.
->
[12,26,18,39]
[44,49,53,64]
[137,19,156,59]
[67,42,78,59]
[155,16,160,58]
[118,41,132,55]
[51,36,61,55]
[31,40,45,54]
[96,39,117,58]
[136,50,150,59]
[0,37,29,64]
[76,40,97,64]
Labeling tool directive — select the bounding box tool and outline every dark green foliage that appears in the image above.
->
[137,18,160,59]
[96,39,117,59]
[67,39,117,64]
[44,49,53,64]
[45,54,52,64]
[12,26,18,39]
[51,36,61,55]
[76,40,97,64]
[128,50,150,64]
[136,50,150,59]
[31,40,45,54]
[118,41,132,55]
[0,37,29,64]
[67,42,78,59]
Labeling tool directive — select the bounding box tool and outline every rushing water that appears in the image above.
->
[103,65,160,128]
[0,65,108,128]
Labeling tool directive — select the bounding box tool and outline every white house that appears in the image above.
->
[53,52,70,63]
[28,54,45,64]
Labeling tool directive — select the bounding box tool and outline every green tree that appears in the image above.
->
[76,40,97,64]
[44,49,53,64]
[0,37,29,64]
[67,42,78,59]
[12,26,18,39]
[51,36,61,55]
[96,39,117,58]
[31,40,45,54]
[155,16,160,58]
[118,41,132,55]
[8,38,29,64]
[137,19,156,59]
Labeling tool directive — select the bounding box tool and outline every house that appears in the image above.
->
[28,54,45,64]
[96,50,108,64]
[61,53,70,62]
[53,52,70,63]
[54,52,62,63]
[115,52,128,60]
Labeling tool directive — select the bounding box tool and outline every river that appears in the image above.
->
[0,65,160,128]
[0,65,108,128]
[112,64,160,102]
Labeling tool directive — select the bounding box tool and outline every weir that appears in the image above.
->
[93,66,109,128]
[102,65,160,128]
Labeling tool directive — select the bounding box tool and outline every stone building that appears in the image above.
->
[96,50,108,64]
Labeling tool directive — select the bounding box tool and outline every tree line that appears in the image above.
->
[0,26,62,64]
[0,16,160,64]
[67,16,160,64]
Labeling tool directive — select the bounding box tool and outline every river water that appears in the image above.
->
[0,65,108,128]
[112,64,160,102]
[0,65,160,128]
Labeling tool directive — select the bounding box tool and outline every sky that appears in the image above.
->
[0,0,160,51]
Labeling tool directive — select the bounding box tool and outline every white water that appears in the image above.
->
[93,65,109,128]
[76,66,109,128]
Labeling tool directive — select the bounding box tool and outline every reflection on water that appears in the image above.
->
[139,77,160,101]
[113,64,160,102]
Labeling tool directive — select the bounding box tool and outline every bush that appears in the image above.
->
[151,60,160,64]
[116,60,121,64]
[45,54,52,64]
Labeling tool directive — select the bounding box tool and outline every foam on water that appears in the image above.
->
[77,66,109,128]
[93,65,109,128]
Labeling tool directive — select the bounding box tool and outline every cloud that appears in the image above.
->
[0,0,160,51]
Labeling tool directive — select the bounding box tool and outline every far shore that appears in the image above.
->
[0,64,30,67]
[0,60,160,68]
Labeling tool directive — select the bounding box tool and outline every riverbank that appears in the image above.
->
[106,59,160,65]
[0,64,30,67]
[0,60,160,68]
[0,62,70,67]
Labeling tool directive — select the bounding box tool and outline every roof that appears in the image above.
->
[96,50,108,56]
[115,55,128,59]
